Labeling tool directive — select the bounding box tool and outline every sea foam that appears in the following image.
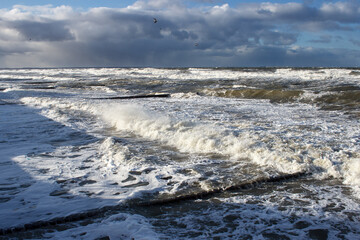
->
[21,96,360,189]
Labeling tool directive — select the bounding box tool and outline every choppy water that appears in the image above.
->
[0,68,359,239]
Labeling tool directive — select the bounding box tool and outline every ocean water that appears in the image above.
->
[0,67,359,239]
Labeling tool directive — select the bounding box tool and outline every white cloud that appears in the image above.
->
[128,0,184,10]
[320,1,360,22]
[2,5,74,20]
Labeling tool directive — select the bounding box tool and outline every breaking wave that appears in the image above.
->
[203,88,304,103]
[20,96,360,198]
[203,87,360,116]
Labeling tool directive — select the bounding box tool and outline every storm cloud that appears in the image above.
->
[9,20,74,41]
[0,0,359,67]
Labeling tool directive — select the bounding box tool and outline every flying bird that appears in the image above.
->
[153,18,158,23]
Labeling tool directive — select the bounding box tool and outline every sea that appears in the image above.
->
[0,67,359,239]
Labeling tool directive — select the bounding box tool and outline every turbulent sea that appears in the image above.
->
[0,67,360,239]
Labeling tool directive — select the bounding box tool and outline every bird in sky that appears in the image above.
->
[153,18,158,23]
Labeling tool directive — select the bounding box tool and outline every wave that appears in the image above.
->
[20,97,306,173]
[94,102,360,197]
[312,90,360,111]
[17,100,343,167]
[20,96,360,197]
[203,88,304,103]
[203,87,360,116]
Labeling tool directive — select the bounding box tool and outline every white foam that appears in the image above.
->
[170,92,201,98]
[3,67,360,238]
[20,95,360,190]
[99,137,131,170]
[1,67,360,86]
[98,100,359,191]
[95,102,309,174]
[45,213,159,240]
[343,158,360,198]
[3,86,21,92]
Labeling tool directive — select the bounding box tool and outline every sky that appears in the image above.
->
[0,0,359,68]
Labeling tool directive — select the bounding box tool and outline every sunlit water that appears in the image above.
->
[0,68,359,239]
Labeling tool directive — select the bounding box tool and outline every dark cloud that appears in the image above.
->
[309,34,332,43]
[171,29,193,40]
[9,20,74,41]
[217,46,360,68]
[0,1,359,67]
[260,31,298,46]
[297,20,354,32]
[350,39,360,47]
[0,43,34,55]
[261,1,360,24]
